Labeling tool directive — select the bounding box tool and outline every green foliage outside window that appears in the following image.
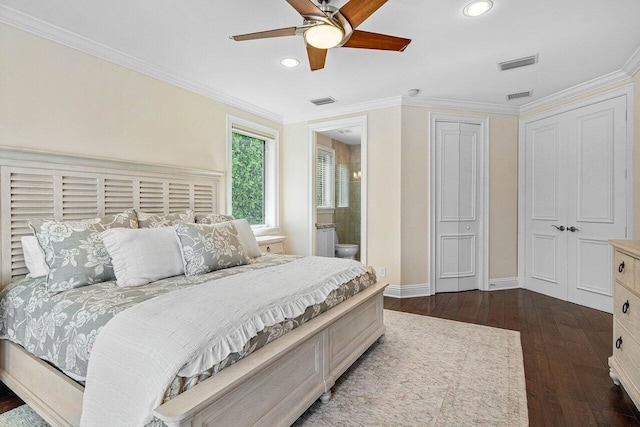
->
[231,132,265,225]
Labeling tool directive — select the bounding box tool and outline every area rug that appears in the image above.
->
[0,310,527,426]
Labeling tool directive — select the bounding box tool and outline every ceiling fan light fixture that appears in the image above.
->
[304,24,344,49]
[463,0,493,17]
[280,57,300,68]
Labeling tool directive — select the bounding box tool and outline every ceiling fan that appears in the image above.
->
[231,0,411,71]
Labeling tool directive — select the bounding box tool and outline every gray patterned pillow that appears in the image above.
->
[196,213,235,225]
[174,221,250,276]
[29,210,139,294]
[137,209,195,228]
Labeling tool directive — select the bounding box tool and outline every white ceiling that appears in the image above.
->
[2,0,640,122]
[319,126,362,145]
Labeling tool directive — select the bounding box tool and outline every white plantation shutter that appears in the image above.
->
[317,146,335,210]
[139,180,165,214]
[0,150,222,285]
[104,178,135,215]
[5,172,55,281]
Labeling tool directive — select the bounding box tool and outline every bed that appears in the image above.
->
[0,147,387,427]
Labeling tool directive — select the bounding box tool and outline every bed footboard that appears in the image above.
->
[0,281,387,427]
[154,281,388,427]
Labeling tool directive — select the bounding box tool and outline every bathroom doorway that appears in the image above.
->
[307,117,367,264]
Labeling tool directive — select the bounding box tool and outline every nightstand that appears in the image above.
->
[256,236,286,255]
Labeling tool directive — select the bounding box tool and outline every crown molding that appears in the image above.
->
[402,96,520,115]
[282,96,403,124]
[0,5,284,125]
[0,146,223,178]
[519,69,631,115]
[623,45,640,77]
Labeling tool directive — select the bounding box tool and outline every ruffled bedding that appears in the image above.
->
[0,254,376,426]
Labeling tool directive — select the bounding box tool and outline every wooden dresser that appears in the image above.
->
[255,236,286,255]
[609,240,640,409]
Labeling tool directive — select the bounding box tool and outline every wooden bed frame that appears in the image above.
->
[0,281,387,426]
[0,148,387,426]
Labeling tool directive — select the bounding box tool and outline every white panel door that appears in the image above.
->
[525,115,569,300]
[435,122,481,293]
[525,96,627,312]
[566,96,627,312]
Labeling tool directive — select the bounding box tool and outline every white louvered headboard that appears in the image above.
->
[0,147,223,286]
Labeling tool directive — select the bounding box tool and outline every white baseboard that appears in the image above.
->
[384,283,430,298]
[488,277,519,291]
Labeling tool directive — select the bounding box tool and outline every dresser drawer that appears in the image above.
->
[260,242,284,255]
[613,321,640,387]
[615,251,635,290]
[614,283,640,337]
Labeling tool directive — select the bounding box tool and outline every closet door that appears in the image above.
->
[525,115,569,301]
[565,96,627,312]
[435,121,482,293]
[524,95,627,312]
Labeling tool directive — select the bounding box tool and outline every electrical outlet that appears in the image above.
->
[379,267,387,277]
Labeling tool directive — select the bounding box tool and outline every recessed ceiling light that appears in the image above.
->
[463,0,493,17]
[280,57,300,68]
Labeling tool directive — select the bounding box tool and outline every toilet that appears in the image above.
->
[334,230,359,260]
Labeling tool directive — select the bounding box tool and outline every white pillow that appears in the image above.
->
[232,219,262,258]
[100,227,184,287]
[21,236,49,278]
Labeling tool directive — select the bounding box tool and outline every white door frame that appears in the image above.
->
[517,84,635,289]
[429,113,490,293]
[307,116,368,264]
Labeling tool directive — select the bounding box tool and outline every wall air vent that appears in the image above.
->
[310,96,337,106]
[506,90,533,101]
[498,54,538,71]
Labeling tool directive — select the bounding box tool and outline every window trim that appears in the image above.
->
[226,116,279,235]
[316,145,335,213]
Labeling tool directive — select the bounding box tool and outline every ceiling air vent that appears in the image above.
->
[498,54,538,71]
[506,90,533,101]
[310,96,337,106]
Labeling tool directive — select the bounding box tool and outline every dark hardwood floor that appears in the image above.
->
[0,289,637,426]
[385,289,640,426]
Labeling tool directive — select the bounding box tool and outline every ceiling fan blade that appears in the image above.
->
[231,27,298,41]
[342,30,411,51]
[339,0,387,29]
[307,45,327,71]
[286,0,326,17]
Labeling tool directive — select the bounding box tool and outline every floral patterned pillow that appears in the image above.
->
[29,210,139,294]
[196,213,235,225]
[173,221,250,276]
[137,209,195,228]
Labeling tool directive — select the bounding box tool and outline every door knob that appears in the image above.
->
[567,226,579,232]
[552,225,565,231]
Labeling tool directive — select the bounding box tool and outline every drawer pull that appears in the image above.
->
[622,300,630,314]
[619,261,625,273]
[616,336,623,349]
[266,246,271,253]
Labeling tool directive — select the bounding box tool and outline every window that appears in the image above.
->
[337,164,349,208]
[317,145,335,212]
[227,116,278,232]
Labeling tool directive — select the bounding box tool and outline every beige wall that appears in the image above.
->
[400,107,519,285]
[282,107,403,285]
[0,23,283,215]
[5,22,638,289]
[283,105,518,287]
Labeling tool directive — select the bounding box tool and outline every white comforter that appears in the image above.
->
[80,256,367,427]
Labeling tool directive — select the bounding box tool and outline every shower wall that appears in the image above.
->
[335,143,361,257]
